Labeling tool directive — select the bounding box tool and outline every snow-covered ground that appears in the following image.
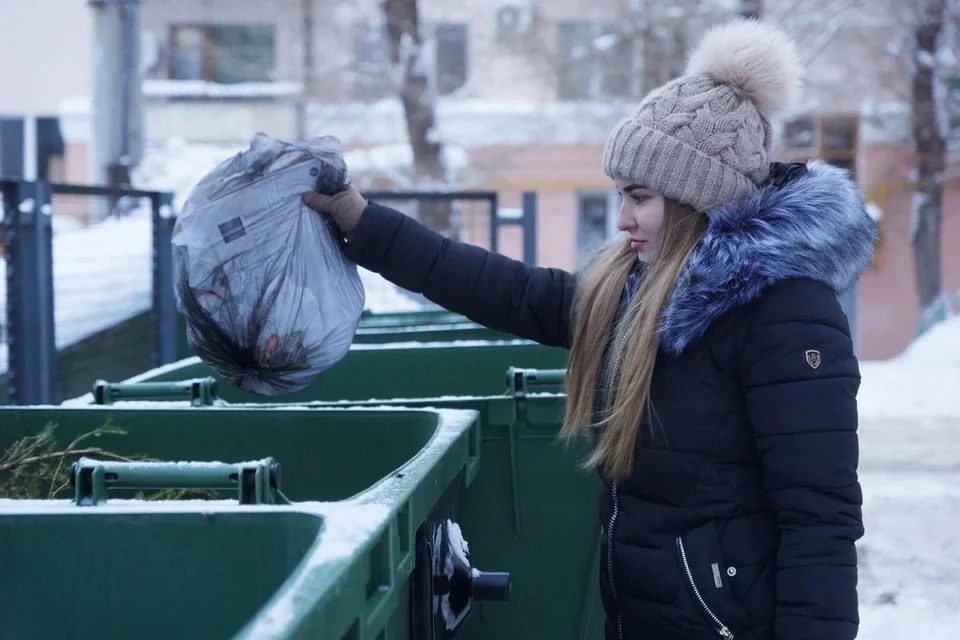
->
[850,316,960,638]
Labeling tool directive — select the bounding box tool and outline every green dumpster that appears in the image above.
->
[0,405,516,640]
[62,363,606,640]
[354,309,515,343]
[275,368,607,640]
[358,308,471,328]
[353,321,514,344]
[65,339,568,406]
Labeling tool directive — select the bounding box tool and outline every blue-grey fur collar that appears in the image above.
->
[658,160,879,354]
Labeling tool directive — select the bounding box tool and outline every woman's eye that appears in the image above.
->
[631,195,647,205]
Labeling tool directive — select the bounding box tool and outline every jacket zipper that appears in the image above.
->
[675,537,735,639]
[605,327,632,640]
[607,483,622,640]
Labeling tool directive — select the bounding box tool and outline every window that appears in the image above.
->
[557,21,635,100]
[435,24,468,95]
[353,22,469,101]
[353,23,391,101]
[782,117,816,150]
[169,24,276,83]
[576,190,619,267]
[778,115,858,175]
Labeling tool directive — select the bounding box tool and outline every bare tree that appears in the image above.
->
[768,0,958,320]
[382,0,457,238]
[910,0,948,317]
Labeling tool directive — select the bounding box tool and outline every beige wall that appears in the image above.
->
[0,0,92,114]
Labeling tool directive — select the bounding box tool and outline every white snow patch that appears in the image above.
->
[142,79,304,100]
[73,455,273,471]
[858,315,960,421]
[0,208,154,374]
[857,471,960,639]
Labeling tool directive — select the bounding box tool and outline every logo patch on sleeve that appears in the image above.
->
[805,349,822,370]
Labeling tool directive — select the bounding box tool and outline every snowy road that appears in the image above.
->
[859,469,960,639]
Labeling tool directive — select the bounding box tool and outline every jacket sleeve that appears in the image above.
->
[340,201,576,348]
[739,278,864,640]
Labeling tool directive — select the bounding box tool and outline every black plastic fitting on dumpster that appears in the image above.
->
[471,571,511,601]
[434,569,511,603]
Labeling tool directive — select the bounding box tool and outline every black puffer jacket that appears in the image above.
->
[340,161,878,640]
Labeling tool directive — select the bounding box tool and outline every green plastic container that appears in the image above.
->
[66,340,568,406]
[358,308,467,328]
[353,322,514,344]
[354,309,514,344]
[0,405,490,639]
[64,353,606,639]
[270,370,608,640]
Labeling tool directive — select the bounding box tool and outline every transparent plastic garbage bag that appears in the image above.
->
[171,133,365,396]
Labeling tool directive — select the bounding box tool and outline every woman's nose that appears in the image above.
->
[615,204,635,232]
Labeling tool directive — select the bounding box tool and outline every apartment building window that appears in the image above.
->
[436,24,468,95]
[169,24,276,83]
[576,190,619,267]
[353,23,391,100]
[557,21,635,100]
[779,115,858,172]
[353,22,468,101]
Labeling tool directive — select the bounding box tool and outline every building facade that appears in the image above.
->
[9,0,959,359]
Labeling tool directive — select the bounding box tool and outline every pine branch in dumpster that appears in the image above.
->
[171,133,366,396]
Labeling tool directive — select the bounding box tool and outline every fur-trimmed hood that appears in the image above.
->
[658,160,880,354]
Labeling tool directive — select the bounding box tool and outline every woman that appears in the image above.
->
[304,19,876,640]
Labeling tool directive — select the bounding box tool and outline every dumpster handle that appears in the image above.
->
[68,456,282,506]
[505,368,566,392]
[92,377,220,406]
[503,367,568,535]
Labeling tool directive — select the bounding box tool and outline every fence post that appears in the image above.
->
[521,191,537,267]
[152,191,178,366]
[489,193,499,255]
[5,180,58,404]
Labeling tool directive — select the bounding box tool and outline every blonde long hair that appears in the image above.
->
[559,198,708,481]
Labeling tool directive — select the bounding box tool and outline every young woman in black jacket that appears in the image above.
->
[304,18,877,640]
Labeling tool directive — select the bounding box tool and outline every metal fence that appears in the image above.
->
[1,182,538,405]
[1,178,176,405]
[364,190,538,267]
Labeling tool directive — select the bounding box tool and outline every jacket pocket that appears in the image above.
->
[674,520,753,639]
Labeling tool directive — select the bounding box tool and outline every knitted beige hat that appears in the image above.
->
[602,19,804,213]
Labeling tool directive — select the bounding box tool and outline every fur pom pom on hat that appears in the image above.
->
[602,18,804,214]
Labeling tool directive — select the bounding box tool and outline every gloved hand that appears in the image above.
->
[301,185,368,236]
